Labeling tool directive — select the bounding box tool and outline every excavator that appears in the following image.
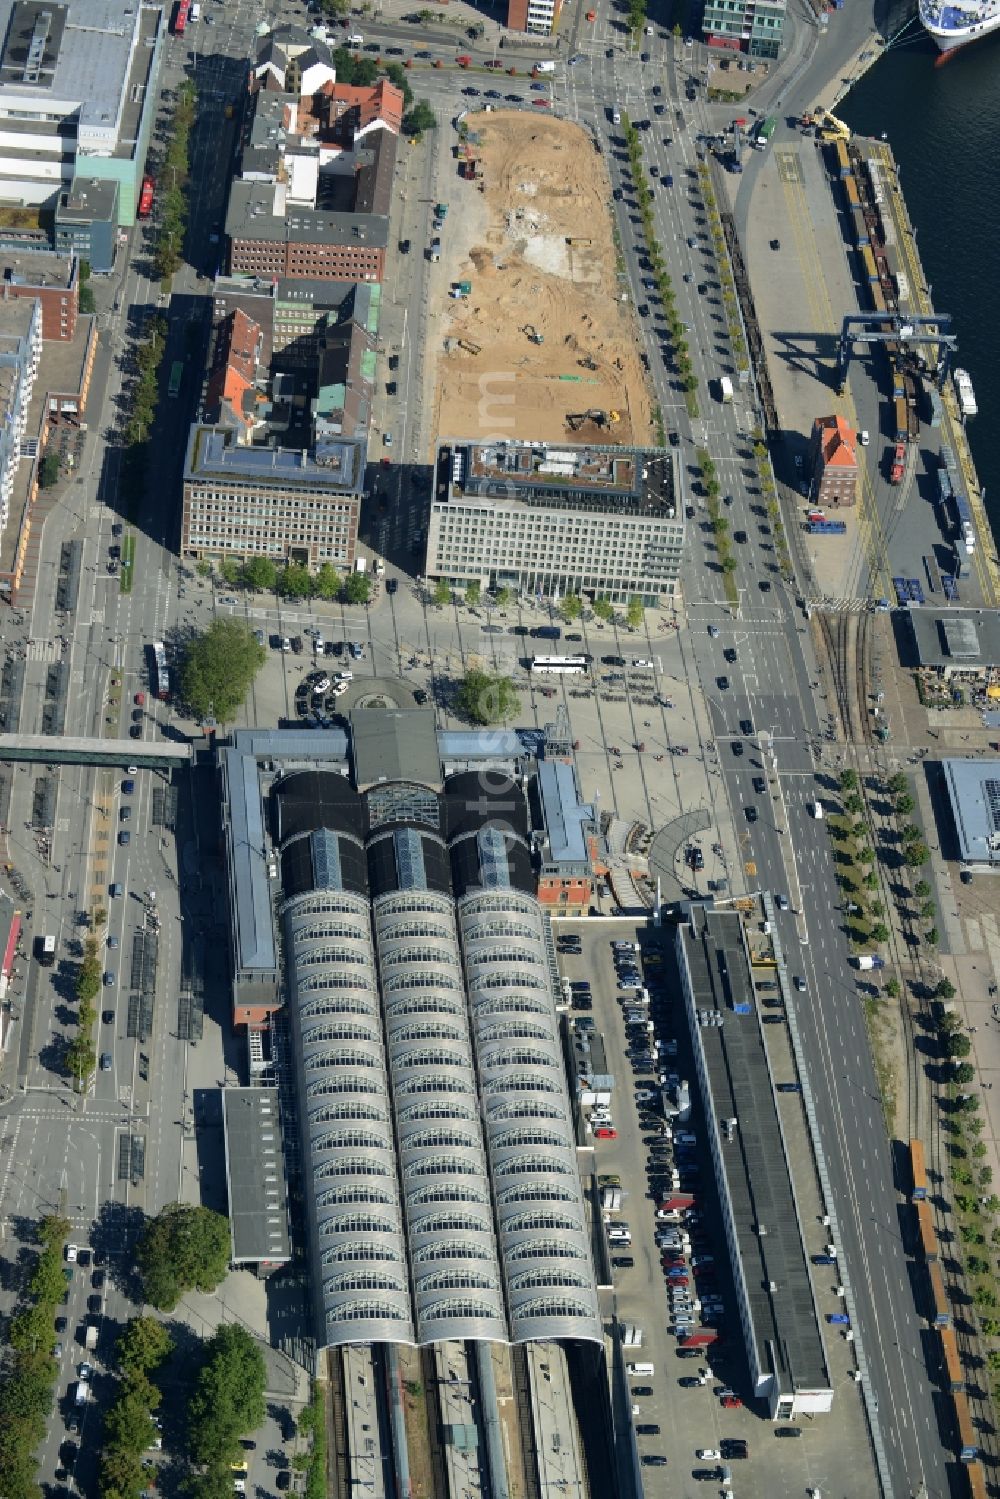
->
[566,409,621,432]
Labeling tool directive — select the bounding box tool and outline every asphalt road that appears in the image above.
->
[0,0,957,1494]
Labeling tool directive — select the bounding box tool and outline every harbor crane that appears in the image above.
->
[835,311,959,393]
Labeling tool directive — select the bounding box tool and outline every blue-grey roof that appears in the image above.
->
[538,759,592,866]
[226,730,351,977]
[943,757,1000,865]
[186,426,367,492]
[438,731,523,759]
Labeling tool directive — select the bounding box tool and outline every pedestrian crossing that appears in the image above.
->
[804,595,878,615]
[26,639,59,662]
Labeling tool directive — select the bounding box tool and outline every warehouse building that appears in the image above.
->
[218,715,602,1351]
[675,905,833,1417]
[426,440,684,605]
[941,758,1000,870]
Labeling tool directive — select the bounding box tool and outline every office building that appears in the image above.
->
[0,251,78,341]
[180,423,363,572]
[0,0,164,223]
[907,609,1000,689]
[505,0,564,33]
[426,440,685,605]
[701,0,786,58]
[0,300,41,540]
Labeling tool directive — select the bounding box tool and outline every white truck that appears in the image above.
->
[535,59,556,72]
[601,1185,623,1213]
[719,374,734,403]
[348,32,364,45]
[85,1323,99,1351]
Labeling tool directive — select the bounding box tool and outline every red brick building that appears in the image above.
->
[810,414,858,508]
[0,252,78,342]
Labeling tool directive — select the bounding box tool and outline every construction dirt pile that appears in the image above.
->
[428,112,655,449]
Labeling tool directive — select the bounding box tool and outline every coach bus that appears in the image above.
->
[168,360,183,399]
[529,655,592,676]
[151,641,170,702]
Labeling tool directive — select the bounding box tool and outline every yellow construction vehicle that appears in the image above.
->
[815,108,851,142]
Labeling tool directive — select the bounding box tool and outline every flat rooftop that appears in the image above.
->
[908,608,1000,672]
[185,425,367,493]
[942,757,1000,867]
[537,757,593,867]
[0,248,75,289]
[679,907,830,1399]
[222,1087,292,1266]
[446,439,678,518]
[0,0,160,160]
[226,178,389,248]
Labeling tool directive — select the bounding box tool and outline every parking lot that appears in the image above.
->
[556,915,871,1498]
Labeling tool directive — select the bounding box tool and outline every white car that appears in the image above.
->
[635,1089,657,1103]
[66,1244,79,1263]
[858,429,870,446]
[696,1448,720,1461]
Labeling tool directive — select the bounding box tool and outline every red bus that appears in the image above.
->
[171,0,189,34]
[138,175,154,218]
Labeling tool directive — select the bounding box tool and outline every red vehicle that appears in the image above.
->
[680,1331,718,1349]
[594,1126,617,1139]
[138,175,154,218]
[890,442,906,484]
[659,1195,695,1211]
[171,0,189,34]
[720,1392,743,1409]
[456,53,472,66]
[533,97,551,107]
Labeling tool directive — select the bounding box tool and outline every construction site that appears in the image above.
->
[428,112,655,449]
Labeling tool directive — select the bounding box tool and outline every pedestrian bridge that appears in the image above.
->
[0,736,192,769]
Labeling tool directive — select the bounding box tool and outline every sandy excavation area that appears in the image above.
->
[428,112,655,449]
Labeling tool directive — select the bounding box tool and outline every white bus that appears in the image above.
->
[530,655,592,676]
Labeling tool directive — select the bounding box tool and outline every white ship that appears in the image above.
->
[954,367,978,418]
[919,0,1000,52]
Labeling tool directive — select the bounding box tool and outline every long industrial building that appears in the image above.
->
[218,713,602,1351]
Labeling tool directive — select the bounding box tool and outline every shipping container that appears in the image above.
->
[910,1139,928,1200]
[938,1326,964,1393]
[833,139,851,178]
[927,1259,951,1326]
[894,395,909,443]
[843,175,860,212]
[851,205,869,248]
[807,520,847,535]
[965,1460,988,1499]
[860,245,879,284]
[953,1390,978,1461]
[916,1199,938,1262]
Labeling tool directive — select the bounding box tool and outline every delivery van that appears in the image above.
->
[626,1362,654,1377]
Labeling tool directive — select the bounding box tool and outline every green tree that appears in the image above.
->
[195,560,213,579]
[954,1063,976,1085]
[401,100,437,138]
[318,0,350,15]
[343,571,372,606]
[915,879,932,899]
[592,596,614,622]
[626,597,644,629]
[180,620,266,725]
[241,557,277,593]
[494,586,512,609]
[560,593,582,623]
[464,580,481,608]
[65,1032,97,1087]
[839,769,858,792]
[870,922,890,944]
[383,61,414,109]
[921,900,936,922]
[432,579,451,608]
[710,516,729,536]
[278,563,314,600]
[39,452,61,489]
[862,871,879,891]
[885,977,900,998]
[456,669,519,726]
[219,558,242,587]
[720,556,738,575]
[844,794,863,817]
[117,1316,174,1375]
[187,1324,267,1468]
[856,843,874,865]
[974,1283,998,1310]
[895,793,914,816]
[887,771,908,795]
[77,939,102,1004]
[937,978,956,1000]
[926,926,940,947]
[947,1031,972,1059]
[314,563,341,601]
[904,841,929,868]
[138,1203,232,1311]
